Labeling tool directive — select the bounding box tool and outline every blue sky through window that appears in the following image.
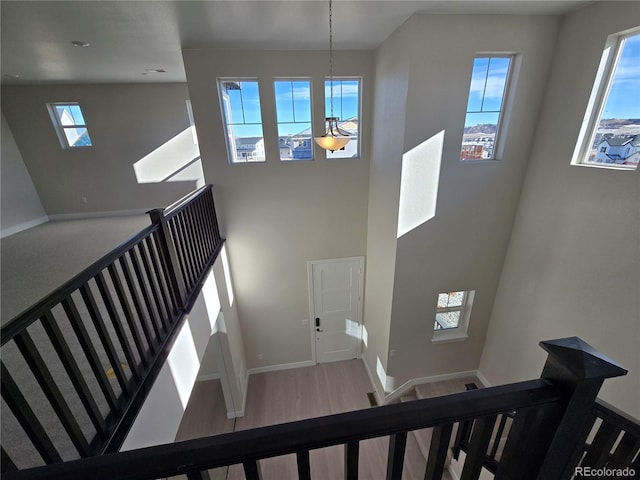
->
[600,32,640,120]
[464,56,511,128]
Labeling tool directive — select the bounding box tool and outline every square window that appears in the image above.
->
[432,290,474,343]
[572,30,640,170]
[218,79,266,163]
[47,103,92,148]
[274,79,313,161]
[324,78,361,159]
[461,56,513,161]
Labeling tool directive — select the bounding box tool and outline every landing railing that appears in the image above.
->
[1,185,223,473]
[3,337,638,480]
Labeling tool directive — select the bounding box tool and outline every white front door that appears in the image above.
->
[309,257,364,363]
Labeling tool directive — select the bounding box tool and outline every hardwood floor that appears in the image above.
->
[176,360,473,479]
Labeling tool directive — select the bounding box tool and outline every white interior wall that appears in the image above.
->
[479,1,640,418]
[363,21,411,398]
[1,84,199,216]
[0,112,48,237]
[386,14,561,390]
[183,49,372,370]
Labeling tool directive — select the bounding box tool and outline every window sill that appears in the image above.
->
[571,161,637,171]
[431,332,469,344]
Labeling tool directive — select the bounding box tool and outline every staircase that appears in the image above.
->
[399,378,479,480]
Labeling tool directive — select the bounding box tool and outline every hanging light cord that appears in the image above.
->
[329,0,334,120]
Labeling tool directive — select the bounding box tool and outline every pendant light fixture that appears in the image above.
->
[314,0,350,152]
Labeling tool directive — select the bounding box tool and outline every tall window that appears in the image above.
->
[324,78,361,159]
[460,56,513,161]
[432,290,474,343]
[47,103,92,148]
[218,79,265,163]
[274,79,313,161]
[572,30,640,170]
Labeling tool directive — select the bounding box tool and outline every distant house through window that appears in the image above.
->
[460,55,513,161]
[47,103,92,148]
[218,79,265,163]
[274,79,313,161]
[432,290,474,343]
[572,29,640,170]
[324,78,361,159]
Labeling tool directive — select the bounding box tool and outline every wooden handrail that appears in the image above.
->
[1,224,158,345]
[1,185,225,472]
[3,380,562,480]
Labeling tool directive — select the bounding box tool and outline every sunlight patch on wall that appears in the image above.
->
[376,356,396,393]
[167,320,201,409]
[133,127,204,187]
[201,270,221,333]
[221,245,235,308]
[397,130,445,238]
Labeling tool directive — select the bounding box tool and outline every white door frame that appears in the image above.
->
[307,256,365,364]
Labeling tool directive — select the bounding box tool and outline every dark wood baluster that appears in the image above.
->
[582,422,621,468]
[196,194,214,256]
[207,188,222,245]
[183,208,204,273]
[79,284,131,395]
[488,414,509,461]
[186,470,209,480]
[128,247,163,343]
[144,235,174,327]
[94,272,143,381]
[61,295,119,411]
[386,432,407,480]
[118,255,157,355]
[345,440,359,480]
[1,447,17,473]
[452,418,473,460]
[14,330,91,457]
[608,432,640,469]
[243,460,263,480]
[424,423,453,480]
[148,209,187,312]
[168,217,194,290]
[495,404,563,480]
[40,311,107,440]
[296,450,311,480]
[1,363,62,464]
[460,415,496,480]
[106,263,149,368]
[173,214,197,288]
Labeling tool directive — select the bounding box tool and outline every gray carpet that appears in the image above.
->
[1,215,150,324]
[1,215,151,468]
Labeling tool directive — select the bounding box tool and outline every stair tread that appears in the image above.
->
[400,394,418,403]
[414,377,480,400]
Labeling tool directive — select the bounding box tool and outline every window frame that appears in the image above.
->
[571,28,640,170]
[217,77,266,164]
[273,77,314,162]
[431,290,474,344]
[324,76,362,160]
[46,102,92,149]
[460,54,515,163]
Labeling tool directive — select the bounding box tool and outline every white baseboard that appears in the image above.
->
[475,369,492,387]
[360,357,383,406]
[48,209,149,221]
[448,463,461,480]
[197,373,221,382]
[246,359,315,375]
[384,370,480,404]
[0,215,49,238]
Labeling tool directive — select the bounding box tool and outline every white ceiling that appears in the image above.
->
[1,0,592,85]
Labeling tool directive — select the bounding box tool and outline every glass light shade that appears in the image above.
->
[314,135,350,152]
[314,116,350,152]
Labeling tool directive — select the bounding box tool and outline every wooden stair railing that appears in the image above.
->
[0,185,224,472]
[2,337,638,480]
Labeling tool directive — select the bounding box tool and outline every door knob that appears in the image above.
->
[315,317,322,332]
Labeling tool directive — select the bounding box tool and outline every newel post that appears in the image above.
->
[148,208,188,311]
[535,337,627,480]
